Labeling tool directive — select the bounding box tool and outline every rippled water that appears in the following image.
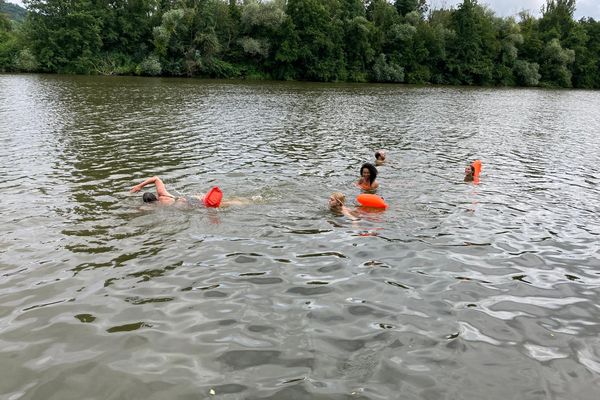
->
[1,74,599,399]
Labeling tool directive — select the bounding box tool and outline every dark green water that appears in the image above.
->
[1,74,599,399]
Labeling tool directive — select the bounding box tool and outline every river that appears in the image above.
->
[1,74,599,399]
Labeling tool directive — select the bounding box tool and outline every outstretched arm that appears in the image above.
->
[130,176,174,198]
[341,206,359,221]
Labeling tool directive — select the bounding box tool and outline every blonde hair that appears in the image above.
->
[330,192,346,205]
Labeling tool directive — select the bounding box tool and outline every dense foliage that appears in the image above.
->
[0,0,599,88]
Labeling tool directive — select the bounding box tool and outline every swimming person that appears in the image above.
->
[130,176,226,207]
[375,150,386,166]
[328,192,358,220]
[464,160,482,183]
[464,165,475,182]
[357,163,379,191]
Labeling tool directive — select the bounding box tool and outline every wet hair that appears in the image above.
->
[375,151,384,160]
[360,163,378,185]
[330,192,346,206]
[143,192,158,203]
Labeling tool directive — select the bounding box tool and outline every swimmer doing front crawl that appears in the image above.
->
[130,176,249,208]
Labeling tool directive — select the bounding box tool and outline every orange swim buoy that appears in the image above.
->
[203,186,223,207]
[357,194,388,208]
[472,160,482,178]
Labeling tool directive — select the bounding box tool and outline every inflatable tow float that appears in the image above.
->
[356,193,388,209]
[203,186,223,207]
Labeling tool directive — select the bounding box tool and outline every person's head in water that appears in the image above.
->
[328,192,346,210]
[143,192,158,203]
[360,163,378,185]
[375,150,386,165]
[464,164,475,182]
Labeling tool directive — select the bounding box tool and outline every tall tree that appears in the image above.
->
[394,0,428,17]
[0,0,16,70]
[236,0,287,76]
[539,0,576,42]
[446,0,497,85]
[24,0,103,73]
[286,0,345,81]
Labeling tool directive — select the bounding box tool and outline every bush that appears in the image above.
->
[15,48,38,72]
[371,54,404,83]
[137,55,162,76]
[513,60,540,87]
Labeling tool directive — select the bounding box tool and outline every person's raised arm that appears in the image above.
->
[130,176,174,198]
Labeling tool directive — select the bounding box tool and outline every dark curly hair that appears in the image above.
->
[360,163,378,185]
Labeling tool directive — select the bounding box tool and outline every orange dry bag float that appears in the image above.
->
[472,160,482,178]
[203,186,223,207]
[356,194,388,208]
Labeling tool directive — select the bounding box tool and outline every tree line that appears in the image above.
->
[1,0,599,88]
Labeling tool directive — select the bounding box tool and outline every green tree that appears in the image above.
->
[423,9,454,83]
[540,37,575,86]
[24,0,102,73]
[367,0,400,57]
[152,0,236,77]
[518,11,544,64]
[575,18,600,88]
[446,0,497,85]
[97,0,157,58]
[286,0,345,81]
[0,2,16,70]
[493,17,522,85]
[539,0,576,42]
[513,59,540,86]
[339,0,373,81]
[371,53,404,82]
[272,13,299,80]
[236,0,287,77]
[394,0,428,18]
[343,16,374,81]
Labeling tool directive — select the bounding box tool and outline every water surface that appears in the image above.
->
[1,74,600,399]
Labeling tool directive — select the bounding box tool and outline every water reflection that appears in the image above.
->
[1,74,600,399]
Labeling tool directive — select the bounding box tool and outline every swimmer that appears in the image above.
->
[357,163,379,191]
[130,176,248,208]
[464,165,475,182]
[375,150,386,166]
[464,160,482,183]
[328,192,358,220]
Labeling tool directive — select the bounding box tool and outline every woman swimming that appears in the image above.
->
[328,192,358,220]
[357,163,379,191]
